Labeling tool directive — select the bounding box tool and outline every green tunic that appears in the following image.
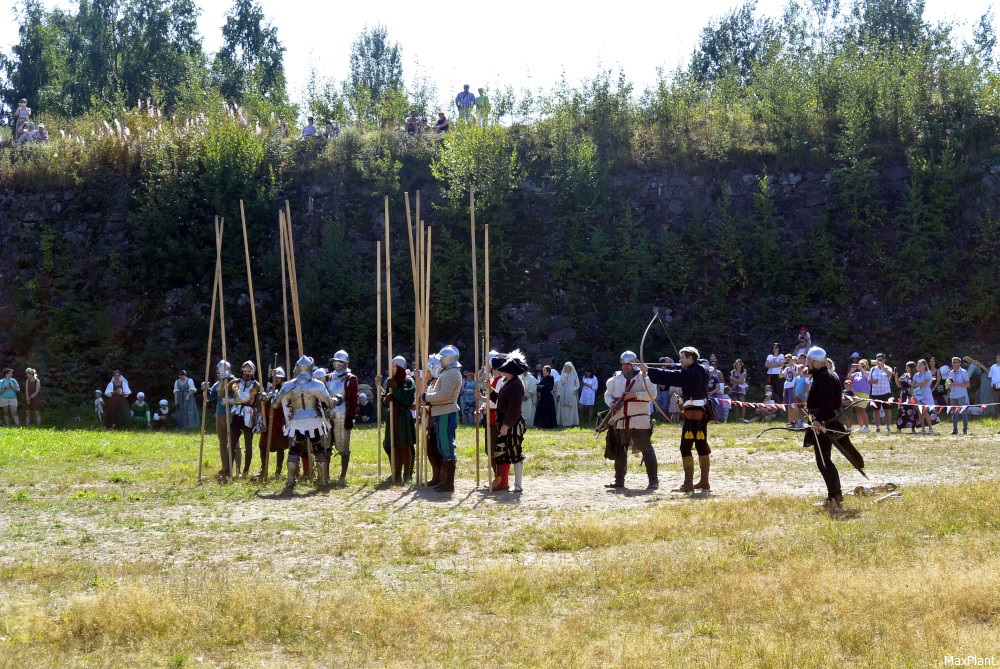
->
[130,401,150,429]
[382,376,416,451]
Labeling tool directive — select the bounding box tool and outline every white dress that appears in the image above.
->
[555,363,580,426]
[579,375,598,406]
[521,373,538,427]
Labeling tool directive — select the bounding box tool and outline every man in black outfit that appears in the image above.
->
[641,346,711,493]
[804,346,855,509]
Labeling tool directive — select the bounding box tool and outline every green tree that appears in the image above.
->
[690,1,780,88]
[211,0,286,104]
[430,125,524,220]
[346,25,403,124]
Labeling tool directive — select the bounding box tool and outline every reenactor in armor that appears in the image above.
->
[277,356,338,491]
[325,350,360,486]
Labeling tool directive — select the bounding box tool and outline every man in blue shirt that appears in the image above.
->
[455,85,476,124]
[946,356,971,435]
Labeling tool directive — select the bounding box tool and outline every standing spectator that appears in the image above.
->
[94,390,105,424]
[849,360,872,432]
[104,370,133,430]
[475,87,490,125]
[729,359,749,422]
[989,354,1000,417]
[946,356,971,435]
[23,367,41,427]
[173,370,199,429]
[0,368,20,427]
[555,361,580,426]
[455,84,476,123]
[579,369,599,425]
[795,327,812,355]
[15,99,31,138]
[131,392,151,429]
[893,362,920,433]
[460,370,478,425]
[534,365,557,428]
[869,353,893,433]
[765,344,784,395]
[781,355,797,426]
[300,116,317,138]
[841,380,855,431]
[521,368,538,427]
[928,356,945,406]
[912,359,936,433]
[963,356,993,412]
[793,365,809,427]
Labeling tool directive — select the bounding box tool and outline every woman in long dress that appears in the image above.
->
[555,361,580,426]
[104,370,133,430]
[382,356,416,484]
[578,369,598,426]
[533,366,557,429]
[521,369,538,427]
[173,370,200,429]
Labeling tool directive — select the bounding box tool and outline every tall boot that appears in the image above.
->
[283,457,299,493]
[274,450,285,479]
[338,452,350,486]
[672,456,695,493]
[644,449,659,490]
[512,460,524,492]
[404,447,414,484]
[232,445,242,478]
[242,434,252,476]
[435,460,456,493]
[392,451,404,485]
[426,439,443,487]
[694,454,711,491]
[496,463,511,491]
[605,452,627,488]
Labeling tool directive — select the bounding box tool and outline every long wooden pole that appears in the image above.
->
[283,206,304,357]
[279,213,290,375]
[484,223,492,491]
[424,224,432,488]
[404,193,421,486]
[470,187,480,488]
[240,200,264,479]
[376,240,383,480]
[198,216,223,482]
[384,196,396,482]
[416,199,426,487]
[218,218,232,479]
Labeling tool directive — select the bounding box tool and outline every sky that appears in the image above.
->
[2,0,997,115]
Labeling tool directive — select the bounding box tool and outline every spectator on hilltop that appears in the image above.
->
[17,122,35,146]
[476,87,490,125]
[15,98,31,138]
[301,117,317,138]
[35,123,48,142]
[323,120,339,139]
[405,110,421,134]
[455,84,476,123]
[433,112,449,134]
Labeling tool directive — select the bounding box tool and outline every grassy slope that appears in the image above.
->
[1,424,999,668]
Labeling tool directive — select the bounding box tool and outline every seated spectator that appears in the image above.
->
[355,392,375,425]
[35,123,48,142]
[17,122,35,146]
[433,112,449,134]
[755,385,780,421]
[301,117,317,138]
[152,399,172,430]
[405,110,421,134]
[323,120,339,139]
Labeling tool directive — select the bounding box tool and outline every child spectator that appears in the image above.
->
[793,365,809,428]
[131,392,151,430]
[94,390,105,424]
[24,367,41,427]
[755,385,779,421]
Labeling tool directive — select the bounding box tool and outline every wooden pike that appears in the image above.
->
[218,218,232,479]
[198,216,223,482]
[376,240,383,480]
[384,196,396,482]
[240,200,264,479]
[484,222,493,490]
[470,187,481,488]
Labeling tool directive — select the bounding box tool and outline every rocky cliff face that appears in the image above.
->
[3,158,999,409]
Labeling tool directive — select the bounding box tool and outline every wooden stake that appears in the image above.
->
[279,213,290,375]
[484,223,492,491]
[384,196,396,482]
[283,203,304,357]
[404,193,421,485]
[240,201,264,479]
[424,224,432,488]
[470,187,481,488]
[218,218,233,479]
[376,240,383,480]
[198,216,223,482]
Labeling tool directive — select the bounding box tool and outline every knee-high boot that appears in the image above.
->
[426,436,443,487]
[605,452,628,488]
[695,454,711,491]
[435,460,456,493]
[644,449,659,490]
[672,456,695,493]
[338,452,350,485]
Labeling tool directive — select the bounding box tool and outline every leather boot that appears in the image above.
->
[694,454,711,491]
[435,460,456,493]
[672,456,695,493]
[605,452,628,488]
[403,448,414,484]
[426,438,443,486]
[427,465,442,487]
[644,449,659,490]
[338,452,350,486]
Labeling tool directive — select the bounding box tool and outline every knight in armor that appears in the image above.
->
[381,355,416,484]
[203,360,237,479]
[325,351,361,486]
[277,355,338,491]
[641,346,711,493]
[423,345,462,492]
[602,351,659,490]
[230,361,264,477]
[490,350,529,492]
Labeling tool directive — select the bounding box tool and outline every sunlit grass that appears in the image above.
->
[1,423,999,667]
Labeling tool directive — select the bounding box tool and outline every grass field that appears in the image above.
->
[2,421,999,668]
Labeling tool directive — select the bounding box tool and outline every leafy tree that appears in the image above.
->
[346,25,403,124]
[430,125,524,220]
[690,1,780,88]
[211,0,286,104]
